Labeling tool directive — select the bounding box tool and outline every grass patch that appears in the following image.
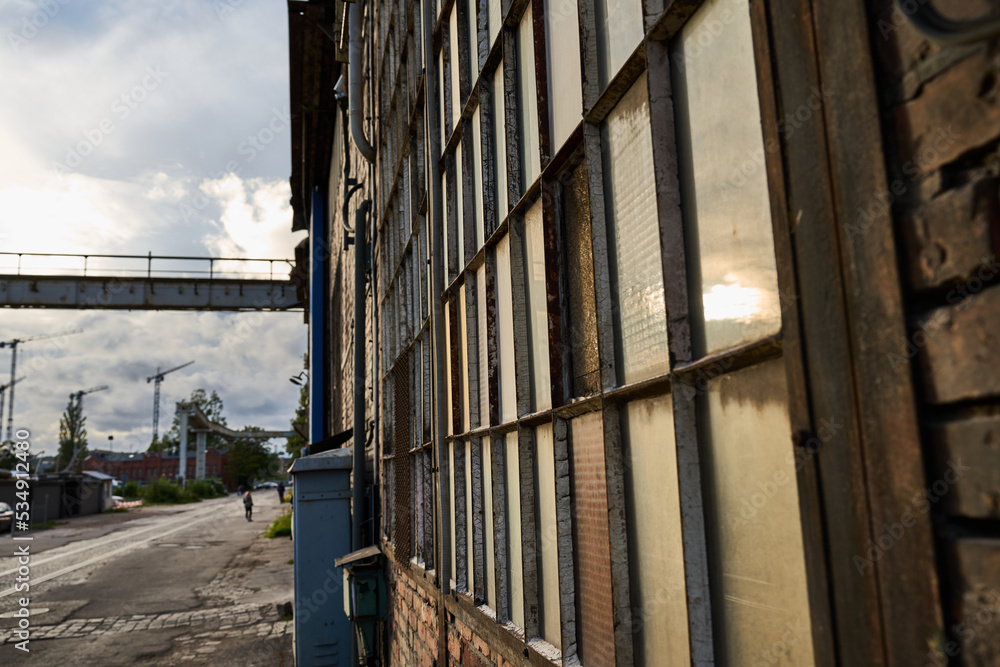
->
[287,558,294,565]
[280,613,294,622]
[265,509,292,538]
[105,507,131,513]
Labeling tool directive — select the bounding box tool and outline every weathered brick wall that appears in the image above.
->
[870,0,1000,660]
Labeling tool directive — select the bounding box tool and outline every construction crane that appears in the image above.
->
[70,385,109,412]
[61,385,109,473]
[0,376,26,433]
[0,329,82,441]
[147,361,194,442]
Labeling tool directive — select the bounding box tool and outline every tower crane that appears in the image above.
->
[60,385,109,473]
[0,329,82,441]
[0,376,26,434]
[147,361,194,442]
[70,385,109,412]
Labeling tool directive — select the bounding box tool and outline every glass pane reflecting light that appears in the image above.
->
[672,0,782,356]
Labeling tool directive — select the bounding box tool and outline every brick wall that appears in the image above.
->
[871,0,1000,659]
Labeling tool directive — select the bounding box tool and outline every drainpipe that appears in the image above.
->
[349,0,376,165]
[422,0,450,595]
[309,188,327,446]
[353,199,371,551]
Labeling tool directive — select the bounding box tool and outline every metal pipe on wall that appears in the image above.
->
[353,200,371,551]
[349,0,376,165]
[422,0,451,595]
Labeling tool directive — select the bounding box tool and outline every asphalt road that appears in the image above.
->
[0,490,294,666]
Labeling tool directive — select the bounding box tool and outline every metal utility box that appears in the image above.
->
[289,447,354,666]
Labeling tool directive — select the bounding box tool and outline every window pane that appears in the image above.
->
[450,6,462,134]
[595,0,643,87]
[477,263,490,425]
[536,423,561,648]
[473,107,485,249]
[492,64,509,223]
[488,0,501,48]
[439,50,447,149]
[484,437,496,608]
[569,411,615,664]
[504,433,524,626]
[623,395,690,665]
[445,300,454,435]
[456,140,465,269]
[700,359,815,664]
[450,440,457,583]
[466,439,475,596]
[544,0,582,151]
[517,5,540,191]
[672,0,781,356]
[467,0,479,78]
[523,199,551,411]
[562,159,600,396]
[497,235,517,423]
[603,72,670,385]
[459,283,470,432]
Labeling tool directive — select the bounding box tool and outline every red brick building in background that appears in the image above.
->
[82,449,236,490]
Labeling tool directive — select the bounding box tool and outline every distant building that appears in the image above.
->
[82,449,235,490]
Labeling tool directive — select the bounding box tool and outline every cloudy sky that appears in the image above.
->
[0,0,307,458]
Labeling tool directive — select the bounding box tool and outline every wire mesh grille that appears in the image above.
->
[391,352,412,562]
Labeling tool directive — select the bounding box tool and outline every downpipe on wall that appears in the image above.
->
[349,0,376,165]
[353,199,371,552]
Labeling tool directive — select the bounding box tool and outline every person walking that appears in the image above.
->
[277,482,285,504]
[243,490,254,521]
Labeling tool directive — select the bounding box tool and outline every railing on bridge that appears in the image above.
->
[0,252,295,282]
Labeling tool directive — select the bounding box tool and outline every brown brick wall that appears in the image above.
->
[871,0,1000,661]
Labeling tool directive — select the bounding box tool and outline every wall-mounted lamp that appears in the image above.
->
[290,372,308,386]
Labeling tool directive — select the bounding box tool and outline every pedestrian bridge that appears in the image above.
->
[0,252,303,311]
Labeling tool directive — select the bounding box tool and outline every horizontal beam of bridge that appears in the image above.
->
[0,275,303,311]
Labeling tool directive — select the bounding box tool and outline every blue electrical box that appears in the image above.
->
[289,447,354,666]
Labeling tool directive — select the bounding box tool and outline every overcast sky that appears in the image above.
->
[0,0,307,458]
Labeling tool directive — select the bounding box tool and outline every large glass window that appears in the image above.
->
[603,72,670,385]
[523,199,551,411]
[544,0,582,151]
[595,0,643,87]
[517,5,540,191]
[673,0,781,356]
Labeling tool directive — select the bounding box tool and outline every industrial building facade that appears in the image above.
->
[289,0,1000,664]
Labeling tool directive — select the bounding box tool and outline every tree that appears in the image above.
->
[284,386,307,460]
[228,427,278,488]
[149,389,228,453]
[58,398,88,472]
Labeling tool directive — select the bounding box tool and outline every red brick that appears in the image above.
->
[456,618,472,642]
[448,630,463,661]
[472,633,491,658]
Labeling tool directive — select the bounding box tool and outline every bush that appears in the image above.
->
[265,509,292,538]
[122,481,140,499]
[188,480,217,499]
[140,478,200,504]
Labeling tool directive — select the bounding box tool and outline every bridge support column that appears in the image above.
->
[196,431,207,480]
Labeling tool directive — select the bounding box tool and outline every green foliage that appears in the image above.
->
[122,480,140,499]
[265,509,292,538]
[57,398,87,472]
[149,389,228,453]
[140,478,200,504]
[228,427,278,488]
[284,386,308,460]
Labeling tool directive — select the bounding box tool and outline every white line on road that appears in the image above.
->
[0,504,232,599]
[0,502,227,578]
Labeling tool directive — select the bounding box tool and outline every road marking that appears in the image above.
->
[0,501,229,578]
[0,504,231,599]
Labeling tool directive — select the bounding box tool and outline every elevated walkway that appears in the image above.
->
[0,252,303,311]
